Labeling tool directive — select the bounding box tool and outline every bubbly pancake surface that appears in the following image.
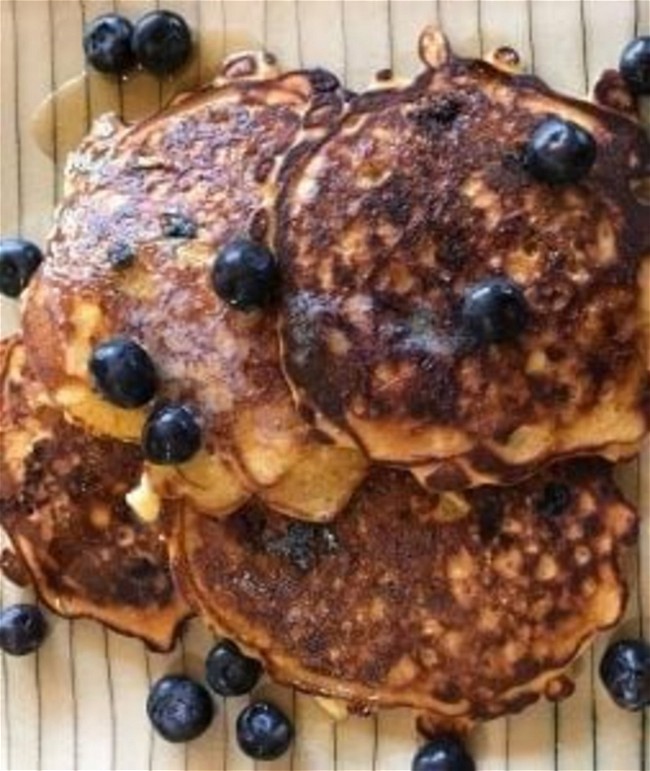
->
[0,337,190,651]
[173,461,637,721]
[277,35,650,481]
[22,60,366,520]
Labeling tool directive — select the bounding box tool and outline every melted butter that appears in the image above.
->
[32,28,261,160]
[314,697,349,722]
[126,472,161,523]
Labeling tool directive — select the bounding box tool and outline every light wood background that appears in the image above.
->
[0,1,648,769]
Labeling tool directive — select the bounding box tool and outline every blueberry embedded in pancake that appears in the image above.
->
[172,460,637,723]
[277,29,650,481]
[0,337,190,651]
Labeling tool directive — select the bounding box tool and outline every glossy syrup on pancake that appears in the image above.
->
[22,53,367,521]
[172,460,637,723]
[277,29,650,484]
[0,337,190,651]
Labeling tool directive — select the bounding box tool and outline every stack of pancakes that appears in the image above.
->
[1,29,649,733]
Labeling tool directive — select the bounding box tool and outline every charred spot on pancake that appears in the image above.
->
[436,224,472,271]
[406,359,459,421]
[501,145,528,173]
[529,378,571,405]
[421,463,471,492]
[119,556,174,606]
[249,209,270,242]
[364,175,413,227]
[307,68,341,93]
[303,94,344,130]
[535,481,573,518]
[263,521,339,572]
[254,157,275,184]
[475,495,504,543]
[161,212,197,239]
[409,96,462,133]
[283,294,345,418]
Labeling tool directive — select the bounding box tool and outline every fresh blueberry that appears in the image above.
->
[0,604,48,656]
[132,11,192,76]
[83,14,135,75]
[535,481,572,518]
[600,639,650,711]
[206,639,263,697]
[461,277,528,346]
[89,338,157,408]
[619,36,650,95]
[0,238,43,298]
[147,675,214,743]
[211,239,279,312]
[142,403,202,465]
[412,735,476,771]
[236,701,294,761]
[524,117,597,185]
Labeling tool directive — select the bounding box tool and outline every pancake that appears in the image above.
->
[22,52,367,521]
[0,337,190,651]
[277,29,650,483]
[172,460,637,724]
[411,438,644,491]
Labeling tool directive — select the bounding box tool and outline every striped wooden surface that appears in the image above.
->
[0,1,648,769]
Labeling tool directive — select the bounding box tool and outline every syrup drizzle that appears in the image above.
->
[32,29,261,160]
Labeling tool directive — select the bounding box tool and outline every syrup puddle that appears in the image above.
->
[32,29,261,160]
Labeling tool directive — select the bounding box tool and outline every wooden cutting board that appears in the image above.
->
[1,2,648,769]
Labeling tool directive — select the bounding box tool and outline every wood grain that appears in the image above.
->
[0,2,648,769]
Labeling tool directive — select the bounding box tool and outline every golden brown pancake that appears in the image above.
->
[0,337,190,651]
[277,29,650,484]
[22,53,367,521]
[172,459,637,723]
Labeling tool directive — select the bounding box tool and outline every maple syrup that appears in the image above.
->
[31,28,261,162]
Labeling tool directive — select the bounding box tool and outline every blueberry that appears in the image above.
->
[89,338,157,408]
[142,403,202,465]
[161,213,197,239]
[211,239,279,312]
[619,36,650,95]
[412,735,476,771]
[236,701,293,761]
[524,117,597,185]
[0,238,43,298]
[132,11,192,76]
[600,639,650,711]
[206,639,263,697]
[461,277,528,346]
[0,604,48,656]
[535,481,572,518]
[147,675,214,743]
[83,14,135,75]
[107,242,135,270]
